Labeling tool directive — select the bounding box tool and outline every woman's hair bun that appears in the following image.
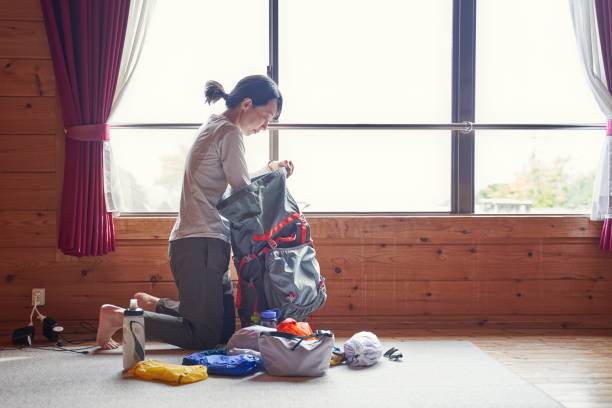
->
[204,80,227,104]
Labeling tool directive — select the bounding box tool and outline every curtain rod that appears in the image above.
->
[110,122,607,132]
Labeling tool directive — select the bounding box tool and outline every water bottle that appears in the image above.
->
[123,298,145,370]
[260,308,281,328]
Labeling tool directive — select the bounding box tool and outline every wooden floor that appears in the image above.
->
[2,326,611,407]
[473,333,612,408]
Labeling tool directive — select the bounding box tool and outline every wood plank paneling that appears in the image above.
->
[0,97,55,134]
[0,59,54,96]
[2,241,608,286]
[321,280,612,316]
[0,0,43,21]
[0,282,180,320]
[540,243,612,277]
[115,217,175,240]
[0,247,56,284]
[317,242,611,281]
[6,246,236,284]
[0,173,55,209]
[0,21,49,58]
[0,244,235,285]
[0,239,612,315]
[309,217,603,243]
[52,245,174,283]
[0,172,55,189]
[0,210,55,247]
[2,220,612,327]
[313,315,612,330]
[2,279,611,326]
[2,216,611,327]
[0,135,55,172]
[0,189,55,210]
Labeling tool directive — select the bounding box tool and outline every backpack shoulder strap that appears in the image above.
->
[260,330,333,351]
[260,330,333,340]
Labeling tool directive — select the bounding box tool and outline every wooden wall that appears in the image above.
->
[1,0,611,337]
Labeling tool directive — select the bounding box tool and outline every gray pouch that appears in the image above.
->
[226,325,276,352]
[259,330,334,377]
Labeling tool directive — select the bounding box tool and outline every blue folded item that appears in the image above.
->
[182,352,262,376]
[191,348,227,356]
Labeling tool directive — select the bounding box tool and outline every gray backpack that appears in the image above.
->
[217,169,327,327]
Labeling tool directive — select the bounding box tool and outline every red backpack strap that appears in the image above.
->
[235,279,242,308]
[252,212,301,243]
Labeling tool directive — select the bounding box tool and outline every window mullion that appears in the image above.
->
[451,0,476,214]
[268,0,279,161]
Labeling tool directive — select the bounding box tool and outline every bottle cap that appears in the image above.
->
[124,299,143,316]
[261,310,277,320]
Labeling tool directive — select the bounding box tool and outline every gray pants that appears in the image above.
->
[143,237,236,350]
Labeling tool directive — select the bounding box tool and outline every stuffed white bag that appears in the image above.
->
[343,331,383,367]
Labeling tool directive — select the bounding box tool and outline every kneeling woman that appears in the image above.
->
[96,75,293,350]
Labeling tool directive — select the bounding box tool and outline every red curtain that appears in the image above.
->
[595,0,612,250]
[41,0,130,256]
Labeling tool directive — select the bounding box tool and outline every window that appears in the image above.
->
[474,0,601,214]
[109,0,602,214]
[109,0,268,212]
[278,1,452,212]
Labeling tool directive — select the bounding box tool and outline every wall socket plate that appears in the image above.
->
[32,288,45,306]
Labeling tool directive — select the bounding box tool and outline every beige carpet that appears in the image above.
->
[0,340,562,407]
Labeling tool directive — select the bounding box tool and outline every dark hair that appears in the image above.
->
[204,75,283,120]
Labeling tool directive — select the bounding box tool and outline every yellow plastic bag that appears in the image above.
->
[128,360,208,385]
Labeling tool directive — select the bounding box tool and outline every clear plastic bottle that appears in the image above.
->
[123,299,145,370]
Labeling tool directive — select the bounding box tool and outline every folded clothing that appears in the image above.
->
[182,352,262,376]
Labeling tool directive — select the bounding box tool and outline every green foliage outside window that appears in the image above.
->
[477,154,595,210]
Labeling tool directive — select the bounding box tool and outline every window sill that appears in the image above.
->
[113,215,602,242]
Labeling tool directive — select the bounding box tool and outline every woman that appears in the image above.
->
[96,75,293,350]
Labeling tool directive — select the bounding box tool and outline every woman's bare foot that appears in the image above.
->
[96,304,124,350]
[134,292,159,312]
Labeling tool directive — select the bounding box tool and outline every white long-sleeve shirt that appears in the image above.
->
[169,114,268,242]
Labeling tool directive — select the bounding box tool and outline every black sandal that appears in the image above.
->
[383,346,403,361]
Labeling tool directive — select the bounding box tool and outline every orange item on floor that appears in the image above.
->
[276,318,313,336]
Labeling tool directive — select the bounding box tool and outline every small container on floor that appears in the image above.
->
[123,299,145,370]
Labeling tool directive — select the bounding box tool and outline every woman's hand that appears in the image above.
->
[269,160,294,177]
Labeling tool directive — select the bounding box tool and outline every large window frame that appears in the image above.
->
[112,0,605,216]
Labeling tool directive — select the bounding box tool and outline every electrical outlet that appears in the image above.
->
[32,288,45,306]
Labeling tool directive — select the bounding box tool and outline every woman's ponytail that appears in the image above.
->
[205,75,282,119]
[204,80,227,104]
